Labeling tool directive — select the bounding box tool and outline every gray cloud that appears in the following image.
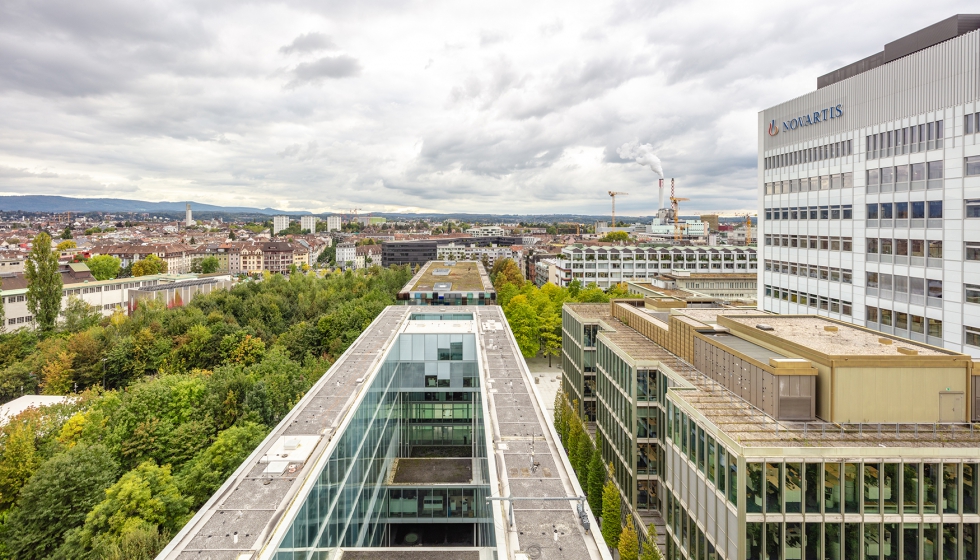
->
[280,32,338,55]
[0,0,974,215]
[286,55,362,87]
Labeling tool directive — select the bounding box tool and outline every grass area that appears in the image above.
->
[410,261,486,292]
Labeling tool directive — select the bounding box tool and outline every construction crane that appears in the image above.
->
[669,178,689,242]
[737,213,754,245]
[608,191,628,228]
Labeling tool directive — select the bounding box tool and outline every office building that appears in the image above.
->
[273,215,290,235]
[466,226,506,237]
[397,260,496,305]
[300,215,319,233]
[327,215,342,232]
[562,299,980,559]
[158,296,609,558]
[554,246,757,290]
[382,236,524,268]
[627,273,757,303]
[759,14,980,357]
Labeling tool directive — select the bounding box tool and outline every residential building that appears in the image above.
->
[554,245,758,290]
[273,215,290,235]
[0,251,25,274]
[534,257,560,287]
[262,241,295,274]
[300,215,319,233]
[91,243,193,274]
[760,14,980,357]
[436,242,513,269]
[241,243,264,274]
[396,260,496,305]
[336,242,356,269]
[326,215,342,231]
[562,299,980,559]
[158,302,608,559]
[354,243,381,269]
[466,226,505,237]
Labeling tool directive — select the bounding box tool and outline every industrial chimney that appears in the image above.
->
[658,178,665,211]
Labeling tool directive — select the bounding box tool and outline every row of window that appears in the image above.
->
[764,205,853,220]
[866,161,943,190]
[744,521,976,560]
[964,112,980,134]
[764,260,852,284]
[764,140,854,170]
[566,251,754,261]
[866,305,942,337]
[666,400,738,508]
[6,316,33,325]
[1,294,26,304]
[764,235,854,252]
[666,492,724,560]
[746,461,978,516]
[866,200,944,220]
[866,238,943,259]
[866,120,944,159]
[763,285,853,316]
[764,173,854,194]
[866,272,942,300]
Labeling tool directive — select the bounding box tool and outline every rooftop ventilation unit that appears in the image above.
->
[755,324,774,331]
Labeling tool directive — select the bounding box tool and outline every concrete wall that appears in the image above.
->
[834,365,967,423]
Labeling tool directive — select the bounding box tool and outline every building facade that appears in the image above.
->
[562,300,980,560]
[336,242,356,269]
[326,215,342,231]
[273,215,290,235]
[759,15,980,357]
[300,215,319,233]
[555,246,758,290]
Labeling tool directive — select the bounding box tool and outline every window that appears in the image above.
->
[968,156,980,176]
[967,199,980,218]
[964,284,980,305]
[928,200,943,218]
[867,204,879,219]
[928,160,943,180]
[967,326,980,348]
[968,242,980,261]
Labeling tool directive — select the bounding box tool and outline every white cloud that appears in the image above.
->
[0,0,973,214]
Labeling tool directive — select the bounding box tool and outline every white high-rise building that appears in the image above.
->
[759,14,980,357]
[300,215,319,233]
[185,203,193,227]
[273,215,290,235]
[326,215,342,232]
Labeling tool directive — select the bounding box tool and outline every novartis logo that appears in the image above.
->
[767,120,779,137]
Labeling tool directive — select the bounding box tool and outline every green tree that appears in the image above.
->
[132,254,167,277]
[228,229,236,240]
[56,240,77,250]
[600,231,631,243]
[566,412,583,474]
[88,255,122,281]
[587,432,605,514]
[553,389,566,442]
[504,295,540,358]
[601,473,621,549]
[199,256,219,274]
[0,420,42,510]
[640,524,663,560]
[67,461,190,555]
[575,427,593,489]
[619,519,639,560]
[61,226,73,240]
[2,444,120,560]
[61,296,102,333]
[178,422,267,506]
[25,232,63,333]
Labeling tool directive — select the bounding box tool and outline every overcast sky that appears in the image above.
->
[0,1,976,216]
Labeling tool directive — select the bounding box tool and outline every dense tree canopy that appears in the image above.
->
[87,255,122,281]
[132,254,167,277]
[0,265,413,559]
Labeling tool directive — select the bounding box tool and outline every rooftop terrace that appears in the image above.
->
[405,261,493,293]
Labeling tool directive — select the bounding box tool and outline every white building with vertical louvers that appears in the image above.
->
[759,14,980,357]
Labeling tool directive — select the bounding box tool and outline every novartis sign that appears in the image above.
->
[767,104,844,137]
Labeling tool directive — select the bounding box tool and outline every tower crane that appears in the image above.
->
[607,191,628,228]
[669,178,689,242]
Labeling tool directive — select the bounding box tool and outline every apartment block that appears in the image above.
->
[300,215,319,233]
[273,215,290,235]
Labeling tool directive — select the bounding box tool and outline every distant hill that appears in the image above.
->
[0,195,310,215]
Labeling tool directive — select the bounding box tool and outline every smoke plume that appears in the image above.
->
[617,140,663,178]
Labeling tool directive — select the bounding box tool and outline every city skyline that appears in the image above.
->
[2,1,976,215]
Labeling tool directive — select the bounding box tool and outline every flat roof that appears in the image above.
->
[723,315,949,357]
[674,308,765,325]
[159,306,608,559]
[405,261,492,293]
[564,303,612,320]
